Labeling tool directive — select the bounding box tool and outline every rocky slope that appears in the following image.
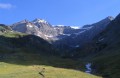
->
[53,16,114,51]
[11,19,80,40]
[11,17,113,47]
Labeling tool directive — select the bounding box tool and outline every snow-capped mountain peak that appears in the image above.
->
[33,18,48,24]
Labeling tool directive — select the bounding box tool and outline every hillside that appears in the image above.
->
[72,14,120,78]
[0,25,102,78]
[91,14,120,78]
[52,16,113,53]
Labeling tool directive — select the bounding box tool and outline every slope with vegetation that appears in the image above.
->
[0,25,101,78]
[91,14,120,78]
[72,14,120,78]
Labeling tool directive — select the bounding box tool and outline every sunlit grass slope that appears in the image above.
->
[0,62,102,78]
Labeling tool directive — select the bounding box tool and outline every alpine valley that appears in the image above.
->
[0,13,120,78]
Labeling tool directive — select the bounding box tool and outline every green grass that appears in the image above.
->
[0,61,102,78]
[91,45,120,78]
[2,32,26,38]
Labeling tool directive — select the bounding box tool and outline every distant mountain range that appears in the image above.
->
[11,16,114,47]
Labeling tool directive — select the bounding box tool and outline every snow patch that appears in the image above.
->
[38,19,47,23]
[62,34,71,36]
[44,35,54,38]
[74,30,86,35]
[98,38,104,42]
[71,26,80,29]
[82,26,93,30]
[34,19,48,24]
[26,25,33,28]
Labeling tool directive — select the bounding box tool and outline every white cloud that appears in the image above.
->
[0,3,14,9]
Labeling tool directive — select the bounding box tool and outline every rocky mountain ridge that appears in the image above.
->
[53,16,114,50]
[11,19,80,40]
[11,16,114,43]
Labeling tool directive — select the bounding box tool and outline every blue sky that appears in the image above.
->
[0,0,120,26]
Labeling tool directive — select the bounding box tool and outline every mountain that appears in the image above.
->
[0,24,101,78]
[72,14,120,78]
[1,24,57,55]
[91,14,120,78]
[32,18,57,36]
[10,17,114,57]
[11,19,82,41]
[11,16,113,44]
[11,19,47,39]
[53,16,114,52]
